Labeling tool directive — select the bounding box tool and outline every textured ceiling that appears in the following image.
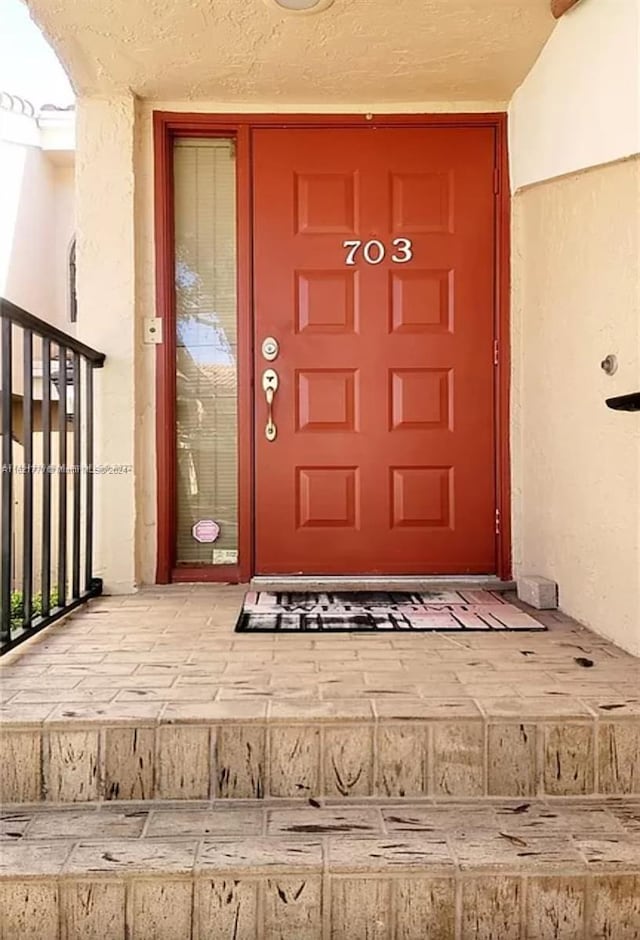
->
[25,0,555,104]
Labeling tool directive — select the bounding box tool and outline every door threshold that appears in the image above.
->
[250,575,516,593]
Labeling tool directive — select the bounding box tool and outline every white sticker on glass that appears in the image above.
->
[192,519,220,544]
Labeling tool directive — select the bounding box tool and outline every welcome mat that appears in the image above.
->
[235,591,545,633]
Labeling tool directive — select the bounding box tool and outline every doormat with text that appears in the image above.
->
[235,591,546,633]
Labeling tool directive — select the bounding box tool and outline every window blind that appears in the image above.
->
[173,138,238,565]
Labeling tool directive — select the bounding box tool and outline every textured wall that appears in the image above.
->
[512,157,640,654]
[25,0,554,105]
[51,164,75,329]
[134,102,156,586]
[509,0,640,190]
[0,142,74,328]
[76,95,137,593]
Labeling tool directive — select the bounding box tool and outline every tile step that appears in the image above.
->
[1,798,639,939]
[2,703,640,803]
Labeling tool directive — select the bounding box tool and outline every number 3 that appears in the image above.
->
[391,237,413,264]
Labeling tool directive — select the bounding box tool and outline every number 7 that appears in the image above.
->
[343,240,362,266]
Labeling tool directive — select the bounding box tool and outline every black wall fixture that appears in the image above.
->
[606,392,640,412]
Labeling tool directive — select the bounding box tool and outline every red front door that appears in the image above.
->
[253,126,497,575]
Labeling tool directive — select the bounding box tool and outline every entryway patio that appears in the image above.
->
[2,584,639,801]
[2,586,640,936]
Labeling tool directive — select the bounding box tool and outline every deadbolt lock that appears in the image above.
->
[262,337,279,362]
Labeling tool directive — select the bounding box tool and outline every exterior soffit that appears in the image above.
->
[25,0,555,103]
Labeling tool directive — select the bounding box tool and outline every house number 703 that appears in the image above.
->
[343,238,413,266]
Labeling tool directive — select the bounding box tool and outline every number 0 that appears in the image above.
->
[363,240,385,264]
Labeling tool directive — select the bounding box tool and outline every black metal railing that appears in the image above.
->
[1,298,106,653]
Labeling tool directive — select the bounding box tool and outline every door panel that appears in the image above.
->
[253,127,497,575]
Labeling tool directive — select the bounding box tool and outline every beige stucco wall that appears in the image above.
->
[51,164,75,329]
[76,95,137,593]
[512,157,640,655]
[509,0,640,655]
[0,138,75,330]
[509,0,640,190]
[135,100,156,587]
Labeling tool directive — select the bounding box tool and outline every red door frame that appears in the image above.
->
[153,112,512,584]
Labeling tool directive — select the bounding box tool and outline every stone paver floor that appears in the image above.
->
[1,584,639,724]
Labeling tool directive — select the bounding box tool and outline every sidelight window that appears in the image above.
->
[173,138,238,566]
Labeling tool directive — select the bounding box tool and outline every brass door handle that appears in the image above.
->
[262,368,279,441]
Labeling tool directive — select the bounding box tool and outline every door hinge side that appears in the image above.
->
[493,340,499,366]
[495,508,501,535]
[493,167,500,195]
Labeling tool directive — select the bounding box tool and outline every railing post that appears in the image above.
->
[22,330,34,626]
[1,317,12,645]
[85,362,95,593]
[41,339,52,618]
[72,353,82,599]
[57,346,68,608]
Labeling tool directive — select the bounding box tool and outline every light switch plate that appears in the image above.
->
[143,318,163,344]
